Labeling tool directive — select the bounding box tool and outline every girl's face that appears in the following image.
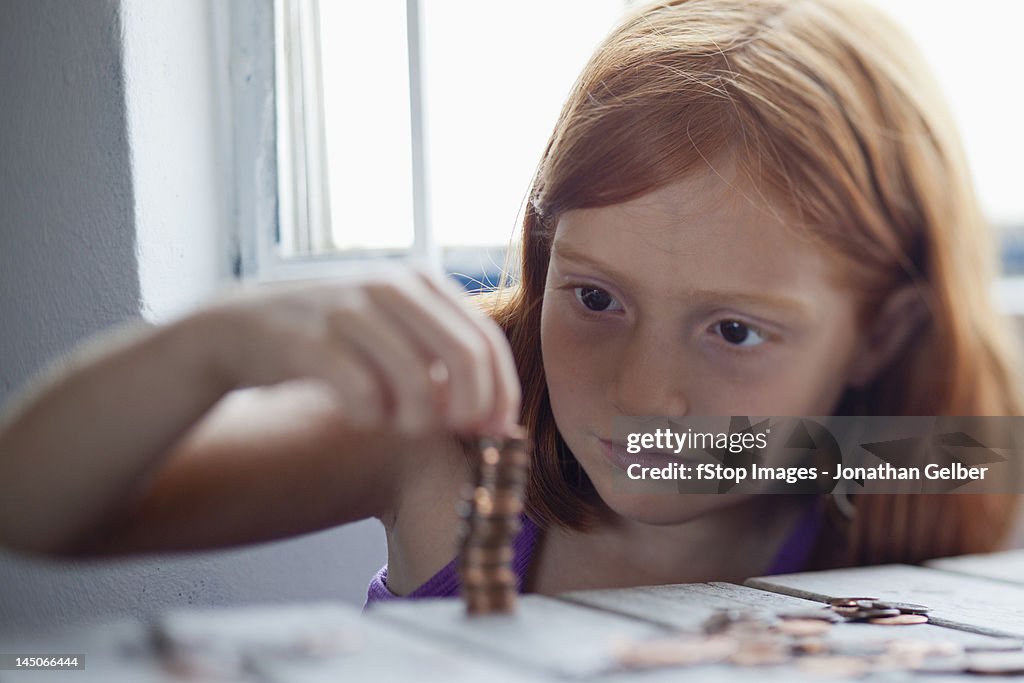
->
[540,163,868,524]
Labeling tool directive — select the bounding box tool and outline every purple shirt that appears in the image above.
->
[364,497,822,609]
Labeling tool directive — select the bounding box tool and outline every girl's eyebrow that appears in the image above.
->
[552,241,813,320]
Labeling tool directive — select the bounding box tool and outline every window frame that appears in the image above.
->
[233,0,1024,313]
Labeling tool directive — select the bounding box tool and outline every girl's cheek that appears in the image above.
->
[542,302,612,393]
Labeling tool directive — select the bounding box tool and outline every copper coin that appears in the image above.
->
[831,605,861,617]
[871,600,930,615]
[779,609,842,623]
[466,598,516,614]
[465,593,515,604]
[869,614,929,626]
[792,638,829,655]
[845,608,901,621]
[461,584,517,596]
[967,652,1024,675]
[775,619,832,637]
[460,567,517,587]
[480,444,502,466]
[461,546,514,563]
[475,497,523,517]
[480,472,529,486]
[829,597,879,607]
[964,638,1024,652]
[616,635,737,668]
[729,637,791,666]
[459,521,521,542]
[797,655,869,677]
[703,610,775,634]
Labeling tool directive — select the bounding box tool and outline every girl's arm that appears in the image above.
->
[0,269,520,556]
[0,316,230,554]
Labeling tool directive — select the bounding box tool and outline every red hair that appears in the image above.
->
[482,0,1022,567]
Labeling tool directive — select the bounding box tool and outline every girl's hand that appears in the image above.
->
[198,266,521,436]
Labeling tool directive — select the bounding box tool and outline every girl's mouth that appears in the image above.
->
[598,437,697,471]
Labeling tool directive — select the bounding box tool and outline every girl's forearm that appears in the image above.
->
[0,313,231,554]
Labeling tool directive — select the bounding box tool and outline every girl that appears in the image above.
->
[0,0,1020,606]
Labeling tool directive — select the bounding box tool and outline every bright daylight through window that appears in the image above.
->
[273,0,1024,295]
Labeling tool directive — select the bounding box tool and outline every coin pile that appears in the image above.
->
[456,431,530,615]
[828,597,929,625]
[614,601,1024,676]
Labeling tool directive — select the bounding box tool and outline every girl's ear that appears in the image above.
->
[847,283,930,389]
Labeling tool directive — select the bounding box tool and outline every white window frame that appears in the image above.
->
[232,0,439,283]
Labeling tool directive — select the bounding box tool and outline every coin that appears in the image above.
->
[797,655,869,677]
[460,567,517,587]
[870,600,929,614]
[869,614,928,626]
[792,638,829,655]
[460,546,514,563]
[464,593,516,614]
[475,496,524,517]
[843,608,901,621]
[729,637,791,666]
[779,609,842,623]
[963,638,1024,652]
[775,619,833,637]
[829,597,878,607]
[615,635,737,668]
[703,609,775,634]
[887,639,962,658]
[967,652,1024,675]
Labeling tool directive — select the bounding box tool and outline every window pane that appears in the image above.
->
[318,0,415,250]
[421,0,628,248]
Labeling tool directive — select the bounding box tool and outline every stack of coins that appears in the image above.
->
[456,431,530,615]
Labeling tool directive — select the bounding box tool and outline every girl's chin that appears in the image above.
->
[595,488,732,525]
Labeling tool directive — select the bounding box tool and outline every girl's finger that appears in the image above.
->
[411,268,522,433]
[327,294,444,434]
[363,279,495,431]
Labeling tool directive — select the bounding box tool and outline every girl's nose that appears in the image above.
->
[609,331,691,417]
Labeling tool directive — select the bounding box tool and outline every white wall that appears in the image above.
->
[0,0,386,636]
[122,0,233,320]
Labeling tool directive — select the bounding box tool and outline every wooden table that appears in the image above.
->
[3,549,1023,681]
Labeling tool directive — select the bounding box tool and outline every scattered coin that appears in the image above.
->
[615,634,737,668]
[289,628,362,657]
[613,598,997,677]
[870,600,929,615]
[869,614,928,626]
[775,619,833,637]
[966,652,1024,675]
[845,608,902,621]
[703,609,776,634]
[792,637,829,655]
[829,597,879,607]
[887,639,962,658]
[797,655,869,678]
[779,608,843,623]
[729,636,791,667]
[964,638,1024,652]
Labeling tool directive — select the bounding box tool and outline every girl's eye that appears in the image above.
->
[574,286,622,312]
[716,320,765,347]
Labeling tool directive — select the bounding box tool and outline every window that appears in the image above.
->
[270,0,627,287]
[266,1,1024,293]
